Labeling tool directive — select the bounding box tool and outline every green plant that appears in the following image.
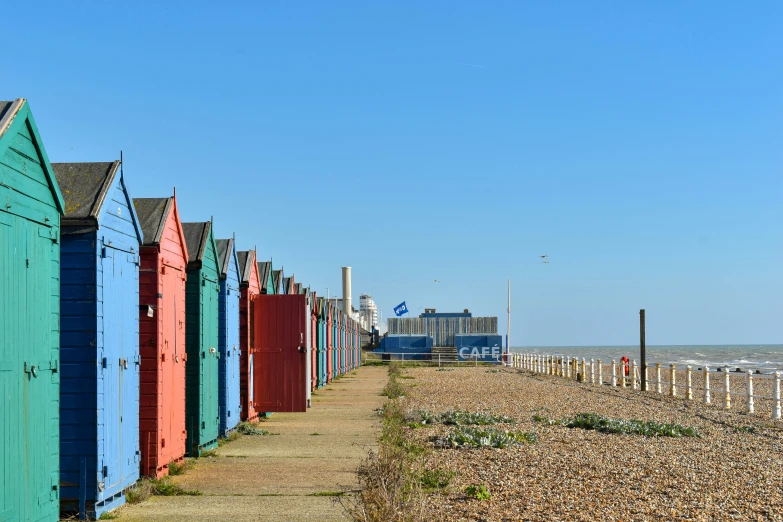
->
[310,432,322,436]
[735,425,757,434]
[419,469,455,489]
[465,483,491,500]
[532,414,561,426]
[311,490,346,497]
[167,458,192,476]
[408,409,516,426]
[218,430,241,447]
[564,413,700,438]
[125,477,202,504]
[237,422,273,435]
[99,512,119,519]
[434,427,537,449]
[382,374,405,399]
[199,448,219,458]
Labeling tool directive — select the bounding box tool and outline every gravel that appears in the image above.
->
[399,366,783,521]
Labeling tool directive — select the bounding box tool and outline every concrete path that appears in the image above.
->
[116,365,387,522]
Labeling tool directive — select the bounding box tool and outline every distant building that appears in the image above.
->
[360,294,378,329]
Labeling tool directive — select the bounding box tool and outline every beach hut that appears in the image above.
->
[133,196,188,478]
[216,238,241,436]
[252,295,308,412]
[317,298,327,387]
[258,260,274,295]
[53,161,143,517]
[310,292,318,392]
[304,289,312,407]
[237,250,260,422]
[182,221,220,455]
[0,99,64,522]
[326,302,334,382]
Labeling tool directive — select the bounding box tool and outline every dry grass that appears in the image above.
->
[340,366,428,522]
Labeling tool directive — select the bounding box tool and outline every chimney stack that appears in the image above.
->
[342,267,352,318]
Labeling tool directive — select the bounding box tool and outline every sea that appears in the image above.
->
[511,345,783,373]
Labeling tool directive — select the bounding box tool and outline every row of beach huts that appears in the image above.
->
[0,99,362,520]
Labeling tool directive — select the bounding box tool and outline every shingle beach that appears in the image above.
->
[399,366,783,521]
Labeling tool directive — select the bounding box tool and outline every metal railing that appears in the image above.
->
[510,353,782,420]
[363,351,503,367]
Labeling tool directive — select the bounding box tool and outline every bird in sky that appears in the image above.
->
[434,279,441,283]
[540,255,548,258]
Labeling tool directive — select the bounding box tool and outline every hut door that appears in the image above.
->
[202,277,220,442]
[101,246,123,491]
[252,295,307,413]
[160,263,181,462]
[11,219,59,518]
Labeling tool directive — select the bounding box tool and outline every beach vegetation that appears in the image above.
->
[237,422,274,436]
[125,477,201,504]
[564,413,700,438]
[408,409,516,426]
[465,483,492,500]
[419,469,455,490]
[434,427,537,449]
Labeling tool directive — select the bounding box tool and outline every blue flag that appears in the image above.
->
[393,302,409,317]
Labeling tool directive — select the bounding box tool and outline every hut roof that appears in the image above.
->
[216,238,236,279]
[51,162,120,220]
[133,197,171,245]
[258,261,272,292]
[182,221,213,267]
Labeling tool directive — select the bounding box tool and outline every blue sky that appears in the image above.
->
[7,2,782,345]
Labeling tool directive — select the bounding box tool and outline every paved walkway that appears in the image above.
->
[116,365,387,522]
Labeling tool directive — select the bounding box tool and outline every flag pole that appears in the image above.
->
[506,279,511,364]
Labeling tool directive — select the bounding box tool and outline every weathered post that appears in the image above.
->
[704,366,711,404]
[621,360,626,388]
[746,370,754,414]
[640,309,646,393]
[581,358,587,383]
[670,364,677,397]
[598,359,603,385]
[686,366,693,400]
[724,367,731,409]
[590,359,595,384]
[566,357,571,378]
[611,360,617,387]
[656,363,662,394]
[773,372,781,420]
[631,360,638,390]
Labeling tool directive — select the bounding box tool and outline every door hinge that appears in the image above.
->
[102,357,108,369]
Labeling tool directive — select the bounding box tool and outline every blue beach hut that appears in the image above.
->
[216,238,241,436]
[52,161,143,517]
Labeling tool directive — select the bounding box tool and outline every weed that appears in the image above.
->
[310,432,322,436]
[532,414,561,426]
[311,491,346,497]
[382,375,405,399]
[735,425,757,434]
[419,469,455,489]
[125,477,201,504]
[398,375,415,380]
[564,413,700,438]
[434,427,537,449]
[99,512,120,519]
[237,422,273,436]
[408,410,516,426]
[167,459,192,476]
[218,430,241,447]
[199,448,219,458]
[465,483,491,500]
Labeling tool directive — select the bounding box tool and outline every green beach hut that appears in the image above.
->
[0,99,64,521]
[182,221,221,455]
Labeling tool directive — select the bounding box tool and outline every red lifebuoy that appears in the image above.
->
[621,356,630,376]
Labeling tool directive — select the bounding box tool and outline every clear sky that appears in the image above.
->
[7,2,781,345]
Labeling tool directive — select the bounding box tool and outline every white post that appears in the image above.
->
[670,364,677,397]
[611,360,617,387]
[656,363,662,394]
[565,357,570,378]
[704,367,711,404]
[581,358,586,383]
[631,360,637,390]
[686,366,692,400]
[746,370,754,414]
[598,359,603,385]
[724,367,731,409]
[773,372,781,420]
[620,360,626,388]
[590,359,595,384]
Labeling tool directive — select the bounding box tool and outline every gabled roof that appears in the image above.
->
[0,98,65,214]
[133,197,171,245]
[182,221,218,271]
[272,270,282,293]
[51,161,118,219]
[295,283,303,294]
[282,277,291,295]
[257,261,272,293]
[237,250,258,286]
[216,238,238,280]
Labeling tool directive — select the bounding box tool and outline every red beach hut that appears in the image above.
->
[133,196,189,477]
[237,249,261,423]
[326,302,334,383]
[310,291,318,392]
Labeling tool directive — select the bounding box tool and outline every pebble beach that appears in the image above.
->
[399,365,783,521]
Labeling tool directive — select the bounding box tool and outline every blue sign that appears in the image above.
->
[393,302,409,317]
